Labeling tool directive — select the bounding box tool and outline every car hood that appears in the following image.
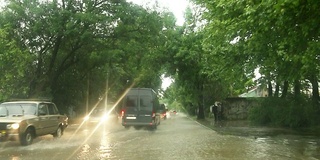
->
[0,115,37,123]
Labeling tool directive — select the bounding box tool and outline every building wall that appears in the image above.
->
[222,97,262,120]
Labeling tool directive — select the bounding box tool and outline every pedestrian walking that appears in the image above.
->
[211,104,218,122]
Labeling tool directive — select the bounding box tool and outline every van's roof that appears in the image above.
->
[129,88,154,90]
[128,88,156,94]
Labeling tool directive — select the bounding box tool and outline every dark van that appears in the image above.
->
[121,88,161,129]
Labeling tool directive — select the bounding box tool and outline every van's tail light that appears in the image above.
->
[121,109,125,117]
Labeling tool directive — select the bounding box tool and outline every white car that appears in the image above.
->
[0,101,68,145]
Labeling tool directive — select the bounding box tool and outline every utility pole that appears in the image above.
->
[105,72,109,111]
[86,73,89,116]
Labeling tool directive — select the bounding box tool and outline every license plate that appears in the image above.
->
[126,117,136,119]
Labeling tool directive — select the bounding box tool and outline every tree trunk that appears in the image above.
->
[294,79,301,98]
[197,83,205,120]
[309,75,320,108]
[28,79,51,98]
[274,82,280,97]
[268,81,273,97]
[281,80,289,98]
[197,101,205,120]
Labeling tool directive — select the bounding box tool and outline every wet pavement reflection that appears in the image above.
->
[0,114,319,160]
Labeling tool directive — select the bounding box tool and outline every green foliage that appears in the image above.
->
[249,97,318,128]
[164,6,232,119]
[192,0,320,103]
[0,27,33,100]
[0,0,176,114]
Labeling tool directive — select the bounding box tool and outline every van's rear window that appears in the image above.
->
[125,95,152,108]
[125,96,138,107]
[140,96,152,108]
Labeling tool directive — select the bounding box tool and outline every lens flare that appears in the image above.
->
[64,83,135,160]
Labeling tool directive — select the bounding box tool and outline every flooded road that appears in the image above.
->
[0,113,319,160]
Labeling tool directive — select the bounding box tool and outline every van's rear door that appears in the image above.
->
[137,95,153,122]
[123,95,139,120]
[123,95,153,124]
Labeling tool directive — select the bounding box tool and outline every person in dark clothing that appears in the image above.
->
[211,104,218,122]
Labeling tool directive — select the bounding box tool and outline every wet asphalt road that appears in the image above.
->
[0,113,319,160]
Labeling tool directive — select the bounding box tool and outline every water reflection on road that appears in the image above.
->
[258,135,320,159]
[0,114,319,160]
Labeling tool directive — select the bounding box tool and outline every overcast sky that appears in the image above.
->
[0,0,5,9]
[128,0,189,26]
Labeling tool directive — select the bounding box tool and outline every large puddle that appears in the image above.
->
[197,119,320,159]
[199,119,320,137]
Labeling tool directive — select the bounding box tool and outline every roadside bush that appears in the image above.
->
[248,99,271,125]
[249,97,317,128]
